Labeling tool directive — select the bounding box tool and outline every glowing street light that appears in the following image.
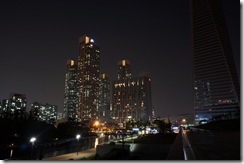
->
[30,137,36,143]
[76,134,81,155]
[9,143,14,159]
[30,137,36,159]
[93,121,100,132]
[76,134,81,140]
[94,121,99,127]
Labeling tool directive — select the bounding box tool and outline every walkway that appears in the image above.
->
[43,148,96,160]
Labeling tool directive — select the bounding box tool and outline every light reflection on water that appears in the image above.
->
[94,137,99,148]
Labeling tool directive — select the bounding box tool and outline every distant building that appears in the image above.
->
[64,59,78,120]
[0,100,1,116]
[30,102,58,123]
[77,34,100,123]
[0,99,9,116]
[112,60,153,127]
[29,102,40,120]
[98,73,111,123]
[191,0,240,124]
[8,93,27,118]
[117,59,132,80]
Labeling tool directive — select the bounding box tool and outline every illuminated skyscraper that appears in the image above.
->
[77,34,100,123]
[191,0,240,124]
[98,73,111,123]
[117,59,132,80]
[112,59,152,127]
[64,59,78,120]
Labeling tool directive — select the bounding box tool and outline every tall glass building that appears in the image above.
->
[191,0,240,124]
[64,59,78,120]
[77,35,100,123]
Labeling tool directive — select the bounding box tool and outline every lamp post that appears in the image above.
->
[182,119,187,129]
[30,137,36,159]
[9,143,14,159]
[76,134,81,155]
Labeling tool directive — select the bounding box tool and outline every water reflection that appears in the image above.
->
[94,138,99,148]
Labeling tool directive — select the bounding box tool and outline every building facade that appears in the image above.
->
[191,0,240,124]
[0,99,9,117]
[30,102,58,123]
[112,60,152,127]
[77,34,100,123]
[117,59,132,80]
[8,93,27,118]
[64,59,78,120]
[98,74,111,124]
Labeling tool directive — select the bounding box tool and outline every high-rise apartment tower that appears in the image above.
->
[64,59,78,120]
[98,73,111,123]
[117,59,132,80]
[77,35,100,123]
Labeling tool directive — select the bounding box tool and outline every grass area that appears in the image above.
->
[134,133,177,144]
[196,119,240,131]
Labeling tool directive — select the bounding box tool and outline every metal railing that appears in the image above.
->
[181,127,196,160]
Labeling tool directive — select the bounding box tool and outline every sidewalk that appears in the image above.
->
[43,148,96,160]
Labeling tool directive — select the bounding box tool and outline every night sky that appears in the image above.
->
[0,0,240,118]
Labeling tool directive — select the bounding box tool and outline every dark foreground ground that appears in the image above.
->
[187,119,241,160]
[81,133,177,160]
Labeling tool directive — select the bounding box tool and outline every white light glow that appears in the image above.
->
[30,137,36,143]
[76,134,81,139]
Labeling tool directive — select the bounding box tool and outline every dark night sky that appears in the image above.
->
[0,0,240,117]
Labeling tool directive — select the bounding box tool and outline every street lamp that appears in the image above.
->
[94,121,100,132]
[30,137,36,159]
[9,143,14,159]
[76,134,81,155]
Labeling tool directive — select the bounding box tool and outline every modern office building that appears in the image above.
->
[8,93,27,118]
[77,34,100,123]
[30,102,58,123]
[98,73,111,123]
[64,59,78,120]
[117,59,132,80]
[191,0,240,124]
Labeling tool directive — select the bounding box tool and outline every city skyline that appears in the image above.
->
[0,0,240,118]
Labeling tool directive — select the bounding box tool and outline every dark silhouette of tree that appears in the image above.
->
[153,119,171,134]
